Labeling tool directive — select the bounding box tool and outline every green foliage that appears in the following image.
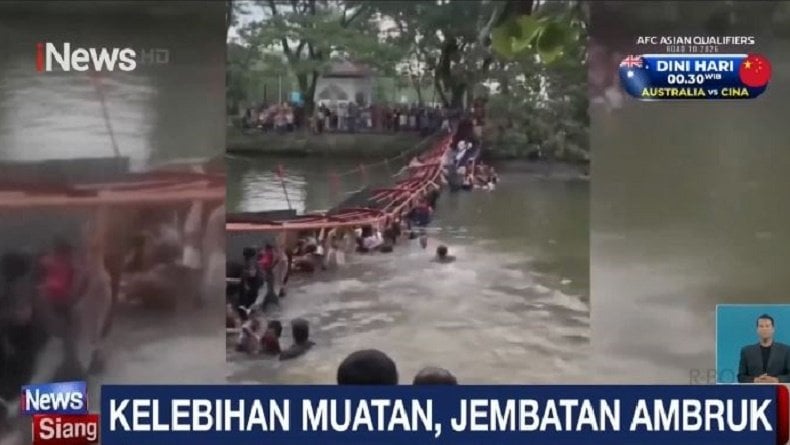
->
[228,0,589,162]
[229,0,406,113]
[484,1,588,163]
[491,1,585,65]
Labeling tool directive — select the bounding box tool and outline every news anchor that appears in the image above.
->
[737,314,790,383]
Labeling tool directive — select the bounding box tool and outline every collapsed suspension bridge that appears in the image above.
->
[225,131,465,233]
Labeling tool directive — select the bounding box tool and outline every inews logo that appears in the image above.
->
[35,42,169,72]
[21,381,98,445]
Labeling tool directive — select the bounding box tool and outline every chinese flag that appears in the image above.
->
[739,54,772,88]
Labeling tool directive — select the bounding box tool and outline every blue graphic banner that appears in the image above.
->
[619,54,772,100]
[100,385,790,445]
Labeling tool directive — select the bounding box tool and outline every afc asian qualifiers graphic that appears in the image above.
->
[619,53,773,100]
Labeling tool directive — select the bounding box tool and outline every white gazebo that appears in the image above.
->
[314,60,373,107]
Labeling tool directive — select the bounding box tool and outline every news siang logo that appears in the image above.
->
[33,414,99,445]
[21,381,88,415]
[36,42,170,72]
[23,382,98,445]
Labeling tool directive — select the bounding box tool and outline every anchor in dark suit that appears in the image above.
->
[737,314,790,383]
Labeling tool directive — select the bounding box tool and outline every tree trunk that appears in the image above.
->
[413,77,424,106]
[297,71,320,117]
[434,75,449,107]
[306,72,318,116]
[450,84,466,109]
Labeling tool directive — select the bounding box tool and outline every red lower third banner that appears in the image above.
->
[32,414,99,445]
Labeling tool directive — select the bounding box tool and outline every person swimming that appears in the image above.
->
[383,220,400,246]
[279,318,315,360]
[261,320,283,355]
[357,226,384,253]
[461,168,474,190]
[236,316,262,354]
[433,245,456,263]
[409,200,433,227]
[419,231,428,249]
[337,349,398,385]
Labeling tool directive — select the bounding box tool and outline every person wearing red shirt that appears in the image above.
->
[258,245,279,308]
[261,320,283,355]
[258,245,273,271]
[39,239,77,315]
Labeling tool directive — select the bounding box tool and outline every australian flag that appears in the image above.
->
[618,55,651,98]
[620,55,643,68]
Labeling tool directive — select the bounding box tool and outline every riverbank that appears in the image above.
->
[227,127,589,177]
[226,128,424,159]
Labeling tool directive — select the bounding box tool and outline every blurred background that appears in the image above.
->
[0,0,224,168]
[589,1,790,383]
[0,2,226,442]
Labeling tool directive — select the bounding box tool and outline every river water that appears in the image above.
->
[0,7,226,439]
[226,155,590,384]
[590,28,790,382]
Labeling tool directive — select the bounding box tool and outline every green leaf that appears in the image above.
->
[513,15,541,51]
[491,25,516,59]
[536,21,567,63]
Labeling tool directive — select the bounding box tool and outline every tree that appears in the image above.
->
[485,1,589,162]
[226,42,253,115]
[237,0,403,115]
[376,1,504,108]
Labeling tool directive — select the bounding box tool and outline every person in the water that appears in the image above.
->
[419,231,428,249]
[409,199,433,227]
[236,316,262,354]
[413,366,458,385]
[226,303,240,329]
[357,226,384,253]
[382,219,400,247]
[461,169,474,191]
[279,318,314,360]
[433,245,455,263]
[260,244,284,309]
[261,319,283,355]
[337,349,399,385]
[238,247,262,318]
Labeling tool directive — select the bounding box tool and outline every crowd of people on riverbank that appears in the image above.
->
[311,103,451,136]
[240,101,476,137]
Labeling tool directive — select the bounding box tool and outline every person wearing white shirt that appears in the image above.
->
[363,231,383,251]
